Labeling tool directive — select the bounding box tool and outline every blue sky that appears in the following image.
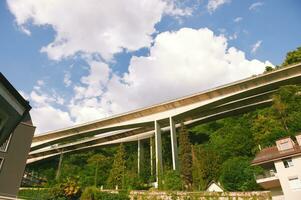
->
[0,0,300,134]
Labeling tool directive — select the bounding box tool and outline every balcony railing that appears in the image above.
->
[256,169,277,180]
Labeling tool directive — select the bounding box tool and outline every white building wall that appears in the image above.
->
[274,155,301,200]
[270,187,284,200]
[207,183,223,192]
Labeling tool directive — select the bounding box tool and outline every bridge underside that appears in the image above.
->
[27,63,301,184]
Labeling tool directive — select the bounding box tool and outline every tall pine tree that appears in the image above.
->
[179,123,193,190]
[106,143,125,189]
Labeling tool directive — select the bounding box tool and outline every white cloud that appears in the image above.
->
[233,17,243,23]
[249,2,264,11]
[24,87,73,134]
[251,40,262,54]
[65,28,271,123]
[63,71,72,87]
[31,106,73,134]
[7,0,190,61]
[228,32,238,40]
[36,80,45,86]
[68,98,108,124]
[73,60,111,100]
[69,61,112,123]
[207,0,231,13]
[98,28,271,114]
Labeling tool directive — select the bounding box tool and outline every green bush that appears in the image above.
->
[163,170,182,191]
[80,186,98,200]
[219,157,261,191]
[18,188,51,200]
[94,191,129,200]
[80,187,129,200]
[61,178,82,199]
[46,185,68,200]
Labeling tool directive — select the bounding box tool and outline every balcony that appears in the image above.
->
[256,169,281,189]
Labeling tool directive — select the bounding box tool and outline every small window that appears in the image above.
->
[283,158,294,168]
[0,158,3,171]
[289,177,301,190]
[0,134,12,152]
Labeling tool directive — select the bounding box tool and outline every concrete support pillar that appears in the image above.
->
[56,150,63,181]
[169,117,179,171]
[150,137,154,177]
[138,140,142,175]
[155,120,163,186]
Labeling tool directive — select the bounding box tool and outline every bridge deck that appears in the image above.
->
[28,63,301,163]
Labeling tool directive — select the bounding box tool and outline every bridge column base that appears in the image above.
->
[155,120,163,188]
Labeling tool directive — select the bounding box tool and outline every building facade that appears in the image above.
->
[0,73,35,199]
[252,135,301,200]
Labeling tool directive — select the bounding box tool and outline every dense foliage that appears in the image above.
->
[106,143,126,189]
[163,170,182,191]
[19,187,129,200]
[219,157,262,191]
[179,123,193,190]
[24,46,301,196]
[282,46,301,66]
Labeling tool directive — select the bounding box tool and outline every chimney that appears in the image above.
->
[276,137,295,151]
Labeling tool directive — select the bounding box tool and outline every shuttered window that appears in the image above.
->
[0,134,11,152]
[289,177,301,190]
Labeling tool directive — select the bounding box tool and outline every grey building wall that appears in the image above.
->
[0,122,35,198]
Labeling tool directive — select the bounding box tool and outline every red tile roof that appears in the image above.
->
[252,145,301,165]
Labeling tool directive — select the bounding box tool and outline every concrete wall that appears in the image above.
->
[129,191,271,200]
[274,155,301,200]
[0,122,35,198]
[270,187,284,200]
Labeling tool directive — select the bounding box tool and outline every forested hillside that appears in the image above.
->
[26,46,301,192]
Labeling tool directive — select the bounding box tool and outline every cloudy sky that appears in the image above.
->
[1,0,300,134]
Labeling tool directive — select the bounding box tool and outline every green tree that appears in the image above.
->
[219,157,261,191]
[60,151,96,187]
[87,154,106,187]
[178,123,192,190]
[209,117,255,161]
[264,66,274,73]
[282,46,301,66]
[106,144,126,189]
[272,85,301,133]
[251,109,287,149]
[192,145,221,190]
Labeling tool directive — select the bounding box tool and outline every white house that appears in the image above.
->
[206,181,224,192]
[252,135,301,200]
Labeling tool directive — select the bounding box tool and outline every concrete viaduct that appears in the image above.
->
[27,63,301,184]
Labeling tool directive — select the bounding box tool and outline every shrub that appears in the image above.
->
[219,157,261,191]
[62,178,82,199]
[46,178,82,200]
[94,191,129,200]
[80,187,129,200]
[163,170,182,191]
[80,186,98,200]
[18,188,51,200]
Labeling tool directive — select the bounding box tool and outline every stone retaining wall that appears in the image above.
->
[129,191,271,200]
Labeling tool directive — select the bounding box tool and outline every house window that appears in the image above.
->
[0,134,12,152]
[289,177,301,190]
[0,158,3,171]
[283,158,294,168]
